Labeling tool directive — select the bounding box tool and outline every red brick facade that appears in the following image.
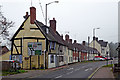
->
[81,52,87,61]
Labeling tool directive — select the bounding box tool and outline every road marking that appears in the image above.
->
[85,69,89,71]
[67,67,73,70]
[90,68,93,70]
[88,67,101,80]
[67,71,73,75]
[55,75,62,78]
[82,66,85,68]
[75,68,80,71]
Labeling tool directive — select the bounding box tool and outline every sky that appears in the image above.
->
[0,0,119,43]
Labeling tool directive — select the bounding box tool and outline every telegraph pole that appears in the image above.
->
[88,36,90,61]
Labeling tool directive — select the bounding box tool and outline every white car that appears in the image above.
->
[93,57,105,61]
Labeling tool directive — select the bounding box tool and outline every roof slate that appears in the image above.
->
[73,43,99,54]
[35,20,64,45]
[98,40,108,47]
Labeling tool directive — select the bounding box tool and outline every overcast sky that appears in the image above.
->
[0,0,119,43]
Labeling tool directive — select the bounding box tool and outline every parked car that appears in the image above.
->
[94,56,107,60]
[93,57,105,61]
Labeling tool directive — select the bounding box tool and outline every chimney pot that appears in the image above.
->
[53,18,55,20]
[30,7,36,24]
[69,39,72,44]
[61,34,63,40]
[74,40,77,43]
[93,36,96,41]
[26,12,28,16]
[82,41,86,45]
[96,37,98,41]
[65,34,69,42]
[23,12,29,19]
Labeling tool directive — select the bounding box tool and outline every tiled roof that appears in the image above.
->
[73,43,87,52]
[73,43,99,54]
[98,40,108,47]
[64,41,74,50]
[35,20,64,45]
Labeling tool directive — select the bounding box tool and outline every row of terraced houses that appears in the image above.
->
[1,7,110,69]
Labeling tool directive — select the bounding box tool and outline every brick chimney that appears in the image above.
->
[65,34,69,42]
[50,18,56,33]
[74,40,77,43]
[82,41,86,45]
[30,7,36,24]
[69,39,72,44]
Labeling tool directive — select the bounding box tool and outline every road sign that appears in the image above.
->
[28,42,42,56]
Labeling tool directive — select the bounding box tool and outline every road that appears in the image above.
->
[24,60,113,79]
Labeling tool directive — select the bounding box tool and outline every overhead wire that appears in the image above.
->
[38,0,45,21]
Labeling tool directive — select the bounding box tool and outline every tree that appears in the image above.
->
[109,42,118,57]
[0,6,14,49]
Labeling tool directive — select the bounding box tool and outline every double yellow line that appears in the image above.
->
[87,67,101,80]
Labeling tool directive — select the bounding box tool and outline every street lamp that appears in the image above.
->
[93,27,100,49]
[116,43,120,66]
[45,1,59,26]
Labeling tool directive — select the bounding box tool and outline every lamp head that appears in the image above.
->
[54,1,59,3]
[96,28,100,29]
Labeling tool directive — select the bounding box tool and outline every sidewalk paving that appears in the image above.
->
[92,67,115,79]
[2,65,68,78]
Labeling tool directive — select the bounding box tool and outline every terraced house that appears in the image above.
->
[6,6,101,70]
[89,37,110,57]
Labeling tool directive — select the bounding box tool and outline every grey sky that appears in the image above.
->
[0,0,119,43]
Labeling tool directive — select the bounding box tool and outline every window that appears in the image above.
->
[84,56,86,60]
[69,57,71,62]
[59,56,63,62]
[50,42,56,50]
[71,57,73,62]
[51,55,54,63]
[74,48,76,53]
[74,56,75,60]
[68,50,69,55]
[102,48,105,53]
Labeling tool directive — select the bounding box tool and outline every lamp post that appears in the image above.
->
[45,1,59,26]
[116,43,120,66]
[93,28,100,49]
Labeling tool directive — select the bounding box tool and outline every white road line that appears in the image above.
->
[82,66,85,68]
[67,67,73,70]
[75,68,80,71]
[55,75,62,78]
[90,68,93,70]
[85,69,89,71]
[67,71,73,75]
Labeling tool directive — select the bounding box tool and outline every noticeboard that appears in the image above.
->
[28,42,42,56]
[11,55,22,64]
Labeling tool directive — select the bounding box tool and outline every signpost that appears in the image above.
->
[28,42,42,69]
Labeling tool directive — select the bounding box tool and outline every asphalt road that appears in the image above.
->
[28,60,113,79]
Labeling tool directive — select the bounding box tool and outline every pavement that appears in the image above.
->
[89,67,115,79]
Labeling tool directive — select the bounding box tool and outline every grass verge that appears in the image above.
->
[102,64,113,67]
[2,70,28,76]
